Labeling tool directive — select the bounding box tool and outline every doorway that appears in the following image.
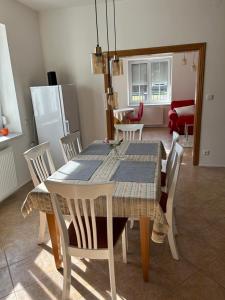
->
[104,43,206,165]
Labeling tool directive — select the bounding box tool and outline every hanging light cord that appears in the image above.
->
[95,0,99,46]
[105,0,110,53]
[105,0,111,88]
[113,0,117,55]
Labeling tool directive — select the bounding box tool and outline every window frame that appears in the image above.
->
[128,56,172,106]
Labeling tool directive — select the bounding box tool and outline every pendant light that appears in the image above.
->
[91,0,105,74]
[192,52,197,72]
[182,53,187,65]
[105,0,118,109]
[111,0,123,76]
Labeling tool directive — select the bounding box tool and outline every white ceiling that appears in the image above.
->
[17,0,99,11]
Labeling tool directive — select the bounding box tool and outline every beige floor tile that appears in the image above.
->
[9,248,56,291]
[0,248,7,269]
[0,267,14,299]
[173,271,225,300]
[0,293,17,300]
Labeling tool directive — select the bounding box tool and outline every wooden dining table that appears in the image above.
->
[22,140,168,282]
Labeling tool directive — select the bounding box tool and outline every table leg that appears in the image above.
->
[140,217,150,282]
[46,213,62,269]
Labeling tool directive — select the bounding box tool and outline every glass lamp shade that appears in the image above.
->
[112,57,123,76]
[91,52,105,74]
[106,90,118,109]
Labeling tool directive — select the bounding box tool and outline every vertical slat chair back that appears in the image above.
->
[166,143,184,214]
[60,132,82,163]
[114,124,144,141]
[166,131,179,175]
[24,142,55,187]
[45,181,115,251]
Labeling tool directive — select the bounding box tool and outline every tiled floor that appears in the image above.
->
[1,128,225,299]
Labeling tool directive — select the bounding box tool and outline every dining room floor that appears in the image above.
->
[1,129,225,299]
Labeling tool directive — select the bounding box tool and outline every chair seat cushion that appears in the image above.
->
[161,171,166,187]
[68,217,128,249]
[159,192,168,213]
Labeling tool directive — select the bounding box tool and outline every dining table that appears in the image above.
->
[21,140,168,282]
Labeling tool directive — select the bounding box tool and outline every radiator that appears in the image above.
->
[0,147,18,202]
[142,107,164,126]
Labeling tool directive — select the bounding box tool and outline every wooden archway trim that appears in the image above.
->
[104,42,206,165]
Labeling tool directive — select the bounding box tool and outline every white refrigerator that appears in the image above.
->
[30,84,80,168]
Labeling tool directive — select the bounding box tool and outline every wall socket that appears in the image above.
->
[203,150,210,156]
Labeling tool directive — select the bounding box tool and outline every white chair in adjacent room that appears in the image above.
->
[24,142,56,244]
[60,131,82,163]
[45,180,127,300]
[159,142,184,260]
[161,131,179,190]
[114,124,144,141]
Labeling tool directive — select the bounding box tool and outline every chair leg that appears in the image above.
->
[122,228,127,264]
[38,212,47,244]
[108,255,117,300]
[173,215,178,236]
[62,254,71,300]
[130,218,134,229]
[167,226,179,260]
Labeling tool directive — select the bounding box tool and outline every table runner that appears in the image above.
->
[22,140,168,243]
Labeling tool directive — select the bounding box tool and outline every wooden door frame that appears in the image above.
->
[104,42,206,165]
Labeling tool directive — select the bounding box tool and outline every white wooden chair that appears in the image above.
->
[45,180,128,300]
[24,142,56,244]
[114,124,144,141]
[161,131,179,191]
[60,131,82,163]
[159,142,184,260]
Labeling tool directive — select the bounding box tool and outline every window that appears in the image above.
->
[128,57,172,105]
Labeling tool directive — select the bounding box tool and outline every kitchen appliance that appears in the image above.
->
[30,84,80,168]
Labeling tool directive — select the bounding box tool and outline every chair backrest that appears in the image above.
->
[24,142,55,187]
[137,102,144,119]
[114,124,144,141]
[45,180,115,251]
[166,143,184,214]
[166,131,179,174]
[171,99,194,110]
[60,132,82,163]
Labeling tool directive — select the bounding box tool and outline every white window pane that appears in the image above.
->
[151,60,169,102]
[132,64,139,84]
[140,63,147,84]
[151,61,168,83]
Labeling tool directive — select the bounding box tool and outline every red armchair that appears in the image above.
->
[168,100,195,134]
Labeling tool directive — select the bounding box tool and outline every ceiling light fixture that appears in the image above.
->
[182,53,187,65]
[91,0,105,74]
[105,0,118,109]
[192,52,197,72]
[111,0,123,76]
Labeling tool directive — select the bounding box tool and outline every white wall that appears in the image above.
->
[172,52,198,100]
[0,0,46,188]
[39,0,225,166]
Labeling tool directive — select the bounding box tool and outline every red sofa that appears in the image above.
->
[168,99,195,134]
